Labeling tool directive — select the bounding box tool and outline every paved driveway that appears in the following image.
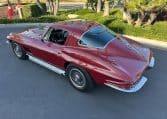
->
[0,26,167,119]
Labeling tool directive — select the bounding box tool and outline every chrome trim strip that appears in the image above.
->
[28,55,65,75]
[149,57,155,68]
[104,76,148,93]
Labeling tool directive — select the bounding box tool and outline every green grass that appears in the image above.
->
[74,9,167,41]
[0,15,67,23]
[0,8,167,41]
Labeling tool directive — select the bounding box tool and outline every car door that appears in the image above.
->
[28,27,69,69]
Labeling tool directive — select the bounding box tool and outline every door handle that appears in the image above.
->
[57,52,61,55]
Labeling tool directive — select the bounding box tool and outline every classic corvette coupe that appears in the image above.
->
[6,20,155,92]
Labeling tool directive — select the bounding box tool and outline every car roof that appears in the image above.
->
[51,19,100,38]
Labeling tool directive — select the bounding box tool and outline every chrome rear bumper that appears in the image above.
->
[104,57,155,93]
[104,76,148,93]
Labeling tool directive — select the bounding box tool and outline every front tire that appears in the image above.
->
[11,42,28,60]
[66,64,95,92]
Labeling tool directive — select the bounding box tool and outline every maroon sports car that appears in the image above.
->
[7,20,155,92]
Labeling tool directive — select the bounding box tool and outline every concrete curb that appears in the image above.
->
[124,35,167,50]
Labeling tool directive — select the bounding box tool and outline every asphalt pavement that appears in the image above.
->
[0,26,167,119]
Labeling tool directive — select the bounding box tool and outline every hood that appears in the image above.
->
[21,27,46,39]
[102,37,150,82]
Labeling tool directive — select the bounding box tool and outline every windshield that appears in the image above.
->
[79,25,116,48]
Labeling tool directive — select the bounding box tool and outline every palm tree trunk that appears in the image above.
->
[103,0,110,16]
[146,7,159,25]
[46,0,51,13]
[50,0,54,14]
[112,0,121,8]
[36,0,44,12]
[53,0,59,16]
[146,12,158,25]
[97,0,102,13]
[16,0,23,19]
[135,10,145,26]
[7,0,10,4]
[123,7,134,25]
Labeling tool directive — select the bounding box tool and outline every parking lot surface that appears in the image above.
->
[0,26,167,119]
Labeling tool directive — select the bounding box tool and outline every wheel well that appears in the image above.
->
[64,62,96,84]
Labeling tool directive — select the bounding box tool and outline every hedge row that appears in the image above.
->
[22,3,47,18]
[0,9,167,41]
[0,15,67,24]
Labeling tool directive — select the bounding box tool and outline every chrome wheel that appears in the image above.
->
[69,68,86,89]
[13,43,22,58]
[11,42,28,60]
[67,64,95,91]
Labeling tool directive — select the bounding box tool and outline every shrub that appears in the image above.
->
[0,9,167,41]
[74,9,167,41]
[22,3,46,18]
[0,15,67,24]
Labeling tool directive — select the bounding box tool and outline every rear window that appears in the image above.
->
[79,25,116,48]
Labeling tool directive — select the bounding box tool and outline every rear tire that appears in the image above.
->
[11,42,28,60]
[66,64,95,92]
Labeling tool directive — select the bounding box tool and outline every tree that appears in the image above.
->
[97,0,102,12]
[146,0,167,25]
[7,0,10,4]
[16,0,23,19]
[45,0,59,15]
[53,0,59,16]
[46,0,52,13]
[87,0,97,11]
[103,0,110,16]
[110,0,122,8]
[36,0,44,12]
[123,0,167,26]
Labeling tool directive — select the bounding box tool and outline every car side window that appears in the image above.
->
[48,29,69,45]
[78,25,116,48]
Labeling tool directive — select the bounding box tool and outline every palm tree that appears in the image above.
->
[46,0,51,12]
[97,0,102,12]
[16,0,23,19]
[123,0,167,26]
[103,0,110,16]
[122,0,134,25]
[53,0,59,16]
[36,0,44,12]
